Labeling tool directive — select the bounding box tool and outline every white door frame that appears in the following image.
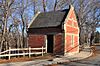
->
[45,35,47,53]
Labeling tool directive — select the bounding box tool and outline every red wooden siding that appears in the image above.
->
[66,20,72,26]
[28,34,45,48]
[64,6,79,55]
[74,36,79,51]
[65,26,78,34]
[69,6,77,21]
[54,33,63,54]
[73,22,78,27]
[65,35,78,52]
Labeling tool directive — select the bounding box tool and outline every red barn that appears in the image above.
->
[27,5,79,55]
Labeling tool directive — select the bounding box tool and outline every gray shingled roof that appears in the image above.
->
[29,9,69,28]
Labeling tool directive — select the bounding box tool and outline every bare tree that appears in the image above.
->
[17,0,29,48]
[42,0,46,12]
[0,0,15,51]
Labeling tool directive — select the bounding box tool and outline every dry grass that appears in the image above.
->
[0,55,53,64]
[45,64,59,66]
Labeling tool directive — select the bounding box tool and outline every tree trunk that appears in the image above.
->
[42,0,46,12]
[54,0,57,11]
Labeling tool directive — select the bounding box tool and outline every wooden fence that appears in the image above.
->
[0,46,46,60]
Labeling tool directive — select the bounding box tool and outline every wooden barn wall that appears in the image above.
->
[64,6,79,55]
[28,34,45,48]
[54,33,64,54]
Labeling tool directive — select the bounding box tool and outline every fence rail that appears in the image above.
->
[0,46,46,60]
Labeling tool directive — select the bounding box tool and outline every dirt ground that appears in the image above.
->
[0,54,53,64]
[46,45,100,66]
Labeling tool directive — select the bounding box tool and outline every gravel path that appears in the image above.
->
[59,45,100,66]
[0,60,52,66]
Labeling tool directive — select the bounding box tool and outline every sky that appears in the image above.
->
[96,27,100,32]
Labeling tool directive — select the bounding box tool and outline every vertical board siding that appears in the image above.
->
[54,34,63,54]
[28,34,45,48]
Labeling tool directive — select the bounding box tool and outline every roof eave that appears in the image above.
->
[28,12,41,28]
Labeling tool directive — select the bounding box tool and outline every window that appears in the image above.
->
[71,35,74,47]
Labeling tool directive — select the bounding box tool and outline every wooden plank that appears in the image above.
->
[9,47,11,60]
[10,47,46,51]
[0,47,46,59]
[31,48,46,50]
[0,50,9,54]
[0,52,46,57]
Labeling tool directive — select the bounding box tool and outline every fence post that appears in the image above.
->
[9,47,11,60]
[29,47,31,58]
[18,48,19,58]
[23,48,25,57]
[42,46,43,56]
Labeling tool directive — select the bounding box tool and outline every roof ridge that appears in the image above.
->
[39,9,69,14]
